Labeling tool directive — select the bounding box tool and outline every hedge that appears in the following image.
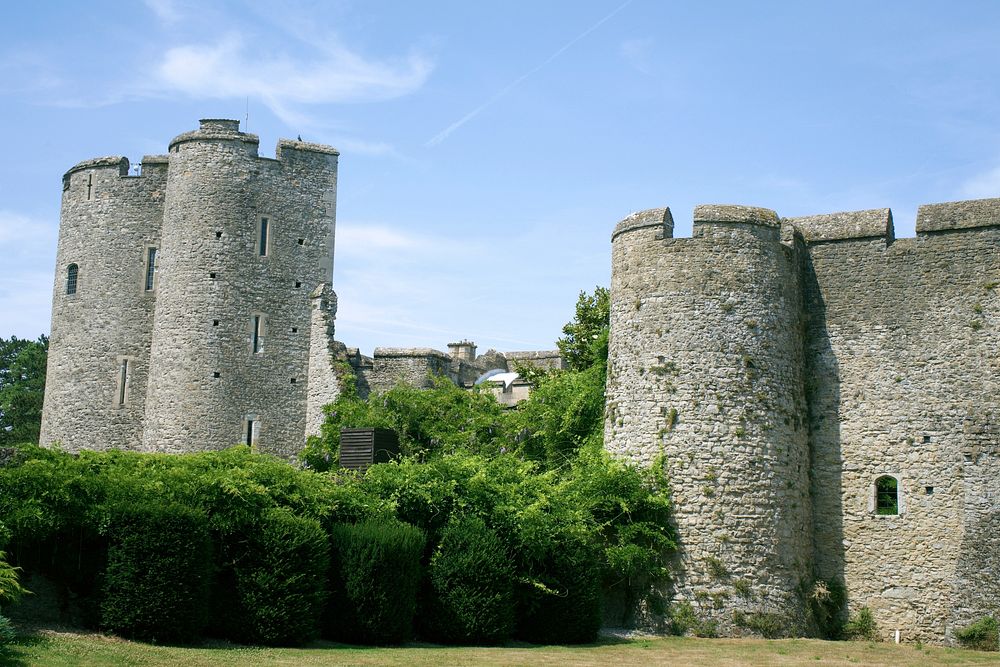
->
[326,520,425,644]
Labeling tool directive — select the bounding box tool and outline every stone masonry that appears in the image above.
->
[605,201,1000,644]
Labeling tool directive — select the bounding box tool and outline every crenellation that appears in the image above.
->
[915,197,1000,234]
[789,208,894,244]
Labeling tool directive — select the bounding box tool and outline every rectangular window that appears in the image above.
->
[252,314,263,353]
[117,358,129,405]
[144,247,158,291]
[86,173,94,201]
[259,217,269,256]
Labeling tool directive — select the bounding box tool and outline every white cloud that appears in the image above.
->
[143,0,183,25]
[959,164,1000,199]
[620,38,653,75]
[157,35,432,124]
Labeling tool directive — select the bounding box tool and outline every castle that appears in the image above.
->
[39,119,557,458]
[605,204,999,642]
[39,119,999,644]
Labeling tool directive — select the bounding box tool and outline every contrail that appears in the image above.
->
[425,0,633,147]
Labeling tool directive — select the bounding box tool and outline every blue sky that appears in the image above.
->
[3,1,1000,354]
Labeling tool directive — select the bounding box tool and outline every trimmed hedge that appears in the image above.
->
[100,503,212,643]
[515,529,602,644]
[421,515,515,645]
[326,520,425,644]
[223,509,330,646]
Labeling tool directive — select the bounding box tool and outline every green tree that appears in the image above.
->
[557,287,609,372]
[0,335,48,445]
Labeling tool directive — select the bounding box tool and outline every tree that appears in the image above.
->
[0,335,48,445]
[557,287,609,372]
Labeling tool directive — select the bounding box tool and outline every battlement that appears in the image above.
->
[276,138,340,158]
[373,347,453,361]
[64,156,130,178]
[788,208,894,244]
[168,118,260,152]
[611,207,673,241]
[916,197,1000,234]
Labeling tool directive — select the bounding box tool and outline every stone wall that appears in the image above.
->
[793,201,1000,643]
[606,198,1000,643]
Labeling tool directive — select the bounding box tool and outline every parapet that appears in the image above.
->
[915,198,1000,234]
[612,208,673,241]
[64,156,130,178]
[276,138,339,158]
[168,118,260,152]
[788,208,894,244]
[692,204,780,241]
[373,347,453,361]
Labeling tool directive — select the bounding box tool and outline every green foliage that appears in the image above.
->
[669,601,718,638]
[843,606,879,641]
[223,508,330,646]
[303,377,512,471]
[955,616,999,652]
[510,362,606,467]
[421,515,515,645]
[0,613,14,647]
[100,503,212,643]
[0,551,27,607]
[733,610,787,638]
[514,525,603,644]
[557,287,610,372]
[808,578,846,639]
[0,335,48,446]
[327,520,425,645]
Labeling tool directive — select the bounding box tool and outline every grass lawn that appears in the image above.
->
[3,631,999,667]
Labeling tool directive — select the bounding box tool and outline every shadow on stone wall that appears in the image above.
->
[801,249,847,630]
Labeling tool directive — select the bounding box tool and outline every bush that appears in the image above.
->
[842,606,879,641]
[0,613,15,647]
[956,616,999,652]
[421,515,515,644]
[515,528,602,644]
[326,520,425,645]
[100,503,212,643]
[222,508,329,646]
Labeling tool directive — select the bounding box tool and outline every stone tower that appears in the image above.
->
[605,205,813,635]
[40,119,342,457]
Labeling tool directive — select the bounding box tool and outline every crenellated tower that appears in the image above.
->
[41,119,341,458]
[605,205,814,634]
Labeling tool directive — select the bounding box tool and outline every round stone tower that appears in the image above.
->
[605,205,813,635]
[40,154,167,450]
[143,119,339,456]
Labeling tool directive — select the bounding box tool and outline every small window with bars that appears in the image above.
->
[875,476,899,515]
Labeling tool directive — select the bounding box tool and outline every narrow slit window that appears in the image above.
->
[875,476,898,515]
[66,264,79,295]
[259,217,269,256]
[144,247,158,291]
[118,358,129,405]
[245,419,259,447]
[252,315,263,353]
[86,173,93,201]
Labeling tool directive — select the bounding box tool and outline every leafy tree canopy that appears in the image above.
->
[557,287,609,372]
[0,335,48,446]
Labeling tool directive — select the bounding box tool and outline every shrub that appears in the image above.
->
[843,606,879,641]
[955,616,999,652]
[326,520,425,645]
[515,528,602,644]
[669,601,718,638]
[222,508,329,646]
[421,515,515,645]
[0,613,14,647]
[100,503,212,643]
[808,578,846,639]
